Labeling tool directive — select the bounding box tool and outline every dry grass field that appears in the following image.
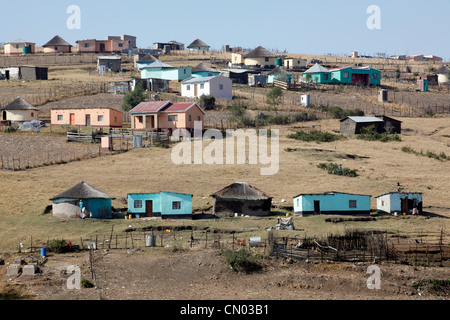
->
[0,51,449,301]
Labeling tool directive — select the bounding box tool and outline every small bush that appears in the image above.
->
[317,163,358,177]
[199,94,216,110]
[357,125,401,142]
[222,249,263,274]
[288,130,344,143]
[154,141,170,149]
[5,125,17,133]
[81,278,95,288]
[47,239,69,253]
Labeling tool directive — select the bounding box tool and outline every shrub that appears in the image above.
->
[222,249,263,274]
[357,125,401,142]
[288,130,344,143]
[319,105,364,119]
[199,94,216,110]
[81,278,95,288]
[47,239,70,253]
[317,162,358,177]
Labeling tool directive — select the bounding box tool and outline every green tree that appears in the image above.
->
[266,87,283,111]
[122,83,146,112]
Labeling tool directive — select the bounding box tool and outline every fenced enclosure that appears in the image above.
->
[19,226,449,268]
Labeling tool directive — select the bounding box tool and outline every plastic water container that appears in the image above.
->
[40,248,47,257]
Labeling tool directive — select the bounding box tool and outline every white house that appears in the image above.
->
[375,192,423,215]
[181,75,232,100]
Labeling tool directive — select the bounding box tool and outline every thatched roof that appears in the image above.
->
[266,66,289,75]
[138,54,158,63]
[43,35,72,47]
[2,96,38,111]
[210,182,272,200]
[187,39,210,48]
[192,62,217,73]
[50,181,115,200]
[244,46,277,59]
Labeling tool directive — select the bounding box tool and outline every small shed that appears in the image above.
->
[50,181,115,219]
[210,182,272,217]
[181,75,232,100]
[339,116,402,135]
[303,63,331,83]
[20,66,48,80]
[127,191,193,219]
[97,56,122,73]
[293,192,371,217]
[435,65,449,85]
[376,192,422,215]
[1,96,39,123]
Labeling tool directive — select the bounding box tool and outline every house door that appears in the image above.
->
[86,114,91,126]
[99,43,106,53]
[70,113,76,126]
[2,110,6,121]
[314,201,321,215]
[401,198,408,214]
[194,84,198,97]
[145,200,153,217]
[5,70,10,80]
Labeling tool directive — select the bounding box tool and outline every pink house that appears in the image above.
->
[129,101,205,133]
[51,108,123,127]
[76,39,129,54]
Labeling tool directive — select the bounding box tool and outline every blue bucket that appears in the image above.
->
[40,248,47,257]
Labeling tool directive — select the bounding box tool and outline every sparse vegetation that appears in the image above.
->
[222,249,263,274]
[401,146,449,161]
[122,82,146,112]
[287,130,345,143]
[81,279,95,288]
[356,125,401,142]
[47,239,70,253]
[412,279,450,296]
[317,162,358,177]
[199,94,216,110]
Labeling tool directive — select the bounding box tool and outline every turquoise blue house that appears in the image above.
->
[141,60,192,82]
[329,66,381,86]
[127,191,193,219]
[293,191,371,216]
[302,63,332,84]
[50,181,115,219]
[191,62,220,78]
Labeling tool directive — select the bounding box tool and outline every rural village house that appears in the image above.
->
[140,60,192,82]
[435,65,450,85]
[127,192,193,219]
[136,54,159,70]
[4,39,35,55]
[42,35,72,54]
[51,107,123,127]
[339,115,401,135]
[283,57,307,70]
[293,192,371,217]
[153,41,184,51]
[129,100,205,133]
[191,62,220,78]
[210,182,273,217]
[97,56,122,73]
[0,66,48,81]
[1,96,39,123]
[50,181,115,219]
[181,75,233,100]
[243,46,279,68]
[76,38,129,54]
[187,39,210,51]
[303,63,381,86]
[105,35,137,49]
[302,63,332,83]
[376,192,423,215]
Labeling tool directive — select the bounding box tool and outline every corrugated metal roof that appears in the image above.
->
[141,60,174,69]
[129,101,171,113]
[163,102,205,114]
[345,116,384,123]
[293,191,371,198]
[304,63,330,73]
[181,76,218,84]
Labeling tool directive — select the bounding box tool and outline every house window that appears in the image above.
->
[134,200,142,208]
[98,115,104,122]
[265,57,269,62]
[349,200,357,208]
[57,115,63,121]
[296,199,299,206]
[200,84,204,89]
[172,201,181,210]
[184,69,187,74]
[119,43,123,47]
[189,115,192,121]
[372,73,379,80]
[146,116,150,122]
[186,85,191,90]
[197,116,201,121]
[343,71,349,78]
[84,43,89,48]
[219,84,224,90]
[323,74,329,81]
[114,116,117,123]
[168,115,178,121]
[381,200,384,206]
[16,45,19,49]
[31,112,34,117]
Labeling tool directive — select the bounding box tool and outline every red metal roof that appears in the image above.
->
[129,101,171,113]
[163,103,205,114]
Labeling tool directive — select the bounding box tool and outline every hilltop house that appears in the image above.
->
[129,100,205,134]
[0,66,48,81]
[293,192,371,216]
[42,35,72,54]
[210,182,272,217]
[4,39,35,55]
[284,57,307,70]
[187,39,210,51]
[329,66,381,86]
[436,65,450,85]
[181,75,233,100]
[127,192,193,219]
[51,107,123,127]
[1,97,39,123]
[136,54,159,70]
[76,38,129,54]
[50,181,115,219]
[97,56,122,73]
[243,46,279,68]
[140,60,192,82]
[303,63,332,84]
[376,192,423,215]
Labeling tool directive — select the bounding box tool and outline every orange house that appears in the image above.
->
[51,108,123,127]
[129,101,205,133]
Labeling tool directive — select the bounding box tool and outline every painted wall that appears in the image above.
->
[52,198,112,219]
[141,67,192,81]
[331,67,381,85]
[51,108,123,127]
[0,67,20,80]
[244,57,277,67]
[303,72,331,84]
[231,53,245,64]
[3,110,38,122]
[191,71,220,78]
[181,76,232,100]
[127,192,192,218]
[376,193,422,214]
[284,58,307,69]
[43,45,72,54]
[293,193,371,216]
[5,43,35,55]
